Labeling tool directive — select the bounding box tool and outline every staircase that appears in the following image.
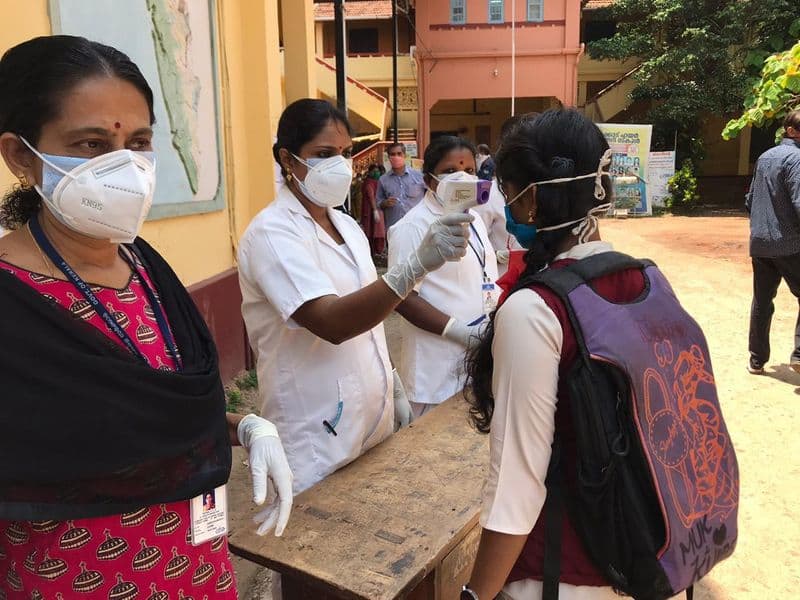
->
[388,128,417,142]
[583,64,641,122]
[315,57,389,139]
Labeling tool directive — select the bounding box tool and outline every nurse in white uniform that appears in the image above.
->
[388,136,499,417]
[237,99,473,508]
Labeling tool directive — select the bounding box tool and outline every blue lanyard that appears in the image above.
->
[28,217,181,369]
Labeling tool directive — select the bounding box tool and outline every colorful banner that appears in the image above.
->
[597,124,653,215]
[648,151,677,208]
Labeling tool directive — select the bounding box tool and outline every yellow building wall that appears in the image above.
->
[700,116,743,177]
[346,55,416,89]
[0,0,285,287]
[0,2,51,199]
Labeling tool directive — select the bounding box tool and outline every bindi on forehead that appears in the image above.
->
[114,122,121,129]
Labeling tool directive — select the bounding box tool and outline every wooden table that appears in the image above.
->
[228,396,489,599]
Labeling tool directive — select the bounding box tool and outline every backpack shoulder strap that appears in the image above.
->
[529,251,655,365]
[530,251,654,300]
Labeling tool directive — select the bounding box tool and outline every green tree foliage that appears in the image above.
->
[587,0,800,161]
[723,40,800,142]
[665,159,700,213]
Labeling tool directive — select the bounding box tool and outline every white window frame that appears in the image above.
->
[488,0,504,24]
[527,0,544,22]
[450,0,467,25]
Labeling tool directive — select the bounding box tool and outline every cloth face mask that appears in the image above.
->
[20,136,156,244]
[293,154,353,208]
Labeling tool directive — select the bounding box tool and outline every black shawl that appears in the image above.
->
[0,237,231,520]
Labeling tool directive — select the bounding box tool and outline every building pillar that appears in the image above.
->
[315,21,324,56]
[220,0,284,235]
[417,59,431,152]
[281,0,317,103]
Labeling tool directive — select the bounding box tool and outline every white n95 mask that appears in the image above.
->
[20,137,156,244]
[293,154,353,208]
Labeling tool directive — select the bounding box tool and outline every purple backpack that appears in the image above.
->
[531,252,739,600]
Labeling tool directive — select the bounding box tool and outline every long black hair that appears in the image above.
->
[273,99,352,177]
[0,35,155,230]
[465,108,612,433]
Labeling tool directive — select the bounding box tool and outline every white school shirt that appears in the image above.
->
[482,240,682,600]
[387,191,499,407]
[472,181,523,276]
[238,185,394,495]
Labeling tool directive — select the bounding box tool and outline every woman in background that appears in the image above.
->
[360,162,386,257]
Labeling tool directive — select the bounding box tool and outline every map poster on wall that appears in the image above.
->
[597,123,653,216]
[49,0,224,220]
[648,151,677,208]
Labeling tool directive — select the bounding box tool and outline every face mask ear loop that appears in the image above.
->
[506,182,534,207]
[593,148,613,201]
[18,136,77,180]
[571,149,614,243]
[291,153,311,169]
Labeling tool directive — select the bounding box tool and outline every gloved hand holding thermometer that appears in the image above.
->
[382,212,474,298]
[237,414,294,536]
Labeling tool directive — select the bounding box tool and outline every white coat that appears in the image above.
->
[238,185,394,495]
[388,191,499,408]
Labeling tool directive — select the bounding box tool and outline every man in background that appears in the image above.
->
[378,142,425,229]
[476,143,496,181]
[745,109,800,375]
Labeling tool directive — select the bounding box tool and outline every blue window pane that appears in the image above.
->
[451,0,467,24]
[489,0,504,23]
[527,0,544,22]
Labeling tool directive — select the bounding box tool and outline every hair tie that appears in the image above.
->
[550,156,575,178]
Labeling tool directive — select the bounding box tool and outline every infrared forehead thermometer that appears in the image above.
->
[439,179,492,214]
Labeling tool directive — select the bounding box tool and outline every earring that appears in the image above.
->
[527,209,536,224]
[17,173,29,188]
[286,172,293,183]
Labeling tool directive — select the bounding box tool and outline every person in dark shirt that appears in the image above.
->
[745,109,800,374]
[476,143,496,181]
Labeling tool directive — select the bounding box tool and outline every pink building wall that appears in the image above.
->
[415,0,583,146]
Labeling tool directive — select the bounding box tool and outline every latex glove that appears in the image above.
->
[382,212,473,298]
[237,414,294,536]
[392,369,413,431]
[442,317,488,349]
[496,249,510,264]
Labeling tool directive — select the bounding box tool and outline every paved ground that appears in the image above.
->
[234,214,799,599]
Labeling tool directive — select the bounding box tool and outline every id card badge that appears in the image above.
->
[189,485,228,546]
[482,277,499,315]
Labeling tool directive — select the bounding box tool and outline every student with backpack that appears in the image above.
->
[461,109,739,600]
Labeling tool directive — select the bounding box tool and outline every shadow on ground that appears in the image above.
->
[766,363,800,393]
